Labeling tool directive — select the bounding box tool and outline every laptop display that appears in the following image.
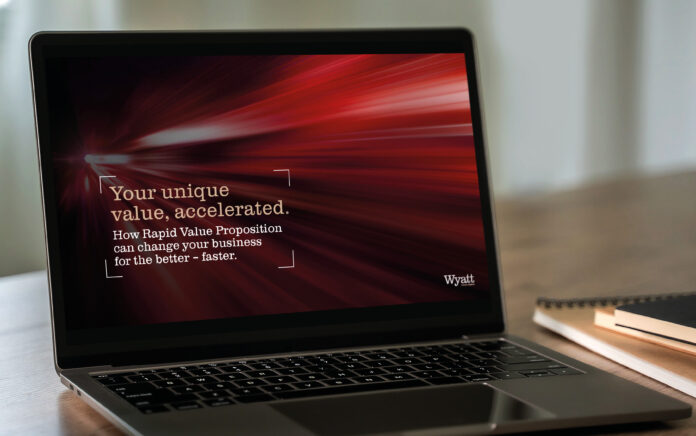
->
[43,52,490,331]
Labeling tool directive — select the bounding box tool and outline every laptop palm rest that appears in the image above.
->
[272,384,554,435]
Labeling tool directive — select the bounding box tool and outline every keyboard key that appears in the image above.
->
[468,366,498,374]
[474,352,504,360]
[160,371,190,380]
[202,382,234,391]
[362,352,395,360]
[235,378,266,387]
[293,381,324,389]
[412,371,444,379]
[110,382,159,395]
[127,374,160,383]
[490,371,526,380]
[139,369,168,374]
[354,376,385,383]
[421,355,447,363]
[221,364,252,373]
[276,359,306,368]
[229,387,262,396]
[444,344,478,354]
[334,362,367,371]
[296,373,326,381]
[198,390,229,399]
[236,394,274,403]
[413,363,446,371]
[325,370,356,379]
[384,373,415,381]
[124,390,196,407]
[174,366,194,371]
[325,378,354,386]
[203,398,234,407]
[96,376,127,385]
[428,377,466,385]
[183,376,216,385]
[463,374,495,382]
[265,376,298,384]
[138,405,169,414]
[277,367,308,376]
[261,384,294,393]
[304,365,332,373]
[439,368,472,377]
[189,368,221,376]
[391,350,423,358]
[392,357,423,365]
[355,368,386,376]
[248,370,278,378]
[467,359,498,367]
[383,366,412,373]
[189,368,221,377]
[363,360,392,368]
[171,401,202,411]
[172,385,205,394]
[308,356,340,365]
[218,373,248,382]
[449,358,471,366]
[416,346,441,354]
[335,355,368,363]
[249,362,280,370]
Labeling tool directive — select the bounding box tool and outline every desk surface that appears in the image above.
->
[1,171,694,435]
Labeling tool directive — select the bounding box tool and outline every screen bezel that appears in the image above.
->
[30,29,505,369]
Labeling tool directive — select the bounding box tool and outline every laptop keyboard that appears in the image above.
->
[91,339,582,414]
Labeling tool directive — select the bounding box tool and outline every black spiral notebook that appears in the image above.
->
[533,292,696,398]
[536,291,696,310]
[614,295,696,345]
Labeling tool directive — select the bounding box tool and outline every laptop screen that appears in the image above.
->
[44,51,491,332]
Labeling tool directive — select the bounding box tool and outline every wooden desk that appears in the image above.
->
[1,171,694,435]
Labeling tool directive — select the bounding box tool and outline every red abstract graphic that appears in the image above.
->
[47,53,489,328]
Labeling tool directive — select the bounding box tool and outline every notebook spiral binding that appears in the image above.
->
[536,291,696,309]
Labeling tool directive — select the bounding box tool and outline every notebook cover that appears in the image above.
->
[615,295,696,344]
[533,304,696,398]
[594,306,696,357]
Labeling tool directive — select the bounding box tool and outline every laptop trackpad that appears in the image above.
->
[273,384,554,435]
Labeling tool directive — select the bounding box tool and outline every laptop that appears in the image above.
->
[30,29,690,435]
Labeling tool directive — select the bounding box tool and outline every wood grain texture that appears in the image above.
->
[496,171,696,435]
[0,171,694,435]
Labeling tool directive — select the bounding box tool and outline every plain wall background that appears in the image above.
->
[1,0,695,277]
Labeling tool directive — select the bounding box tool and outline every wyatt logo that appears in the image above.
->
[444,274,475,287]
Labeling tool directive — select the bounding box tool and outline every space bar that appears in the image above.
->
[275,379,429,400]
